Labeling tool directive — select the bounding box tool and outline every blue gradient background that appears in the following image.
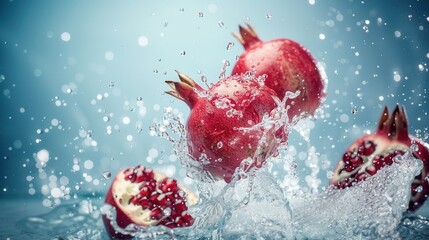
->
[1,0,428,205]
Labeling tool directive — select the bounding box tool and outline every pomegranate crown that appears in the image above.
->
[232,23,261,49]
[377,105,409,141]
[165,71,202,108]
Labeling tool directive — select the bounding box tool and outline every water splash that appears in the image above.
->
[17,200,106,239]
[17,75,429,239]
[291,149,421,239]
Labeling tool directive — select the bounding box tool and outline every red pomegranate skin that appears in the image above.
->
[103,166,198,239]
[231,24,326,118]
[166,72,280,182]
[330,106,429,211]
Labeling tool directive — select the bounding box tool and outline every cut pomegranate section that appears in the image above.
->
[330,105,429,211]
[103,166,198,239]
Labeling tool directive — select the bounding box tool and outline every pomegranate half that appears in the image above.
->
[103,165,198,239]
[330,105,429,211]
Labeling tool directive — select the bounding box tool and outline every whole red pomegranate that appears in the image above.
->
[330,105,429,211]
[166,71,281,182]
[231,24,326,118]
[103,166,198,239]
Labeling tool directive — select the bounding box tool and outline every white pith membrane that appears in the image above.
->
[112,170,164,226]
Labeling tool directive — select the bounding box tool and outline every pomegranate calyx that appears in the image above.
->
[377,105,409,142]
[165,71,203,107]
[233,24,261,49]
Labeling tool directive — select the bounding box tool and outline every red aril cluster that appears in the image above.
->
[330,106,429,211]
[103,166,198,239]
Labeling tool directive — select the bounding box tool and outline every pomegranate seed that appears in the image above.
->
[362,140,376,156]
[150,208,163,220]
[139,198,151,209]
[343,151,353,162]
[161,178,179,192]
[356,172,367,181]
[366,166,377,176]
[384,154,394,165]
[372,155,384,169]
[174,202,187,214]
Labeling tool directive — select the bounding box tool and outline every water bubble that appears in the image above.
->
[180,51,186,56]
[103,171,111,179]
[208,3,217,13]
[84,160,94,170]
[217,142,223,149]
[61,32,71,42]
[126,135,133,141]
[51,187,63,198]
[105,51,114,61]
[51,118,59,126]
[138,36,148,47]
[149,148,159,158]
[108,81,115,88]
[319,33,326,40]
[340,114,349,123]
[136,96,143,101]
[266,14,273,20]
[393,72,401,82]
[352,108,358,114]
[394,30,401,38]
[179,8,184,12]
[34,69,42,77]
[13,140,22,149]
[198,12,204,17]
[418,64,425,71]
[218,21,224,27]
[0,74,5,83]
[36,149,49,164]
[122,116,130,125]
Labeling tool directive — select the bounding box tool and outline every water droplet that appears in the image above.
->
[102,171,111,179]
[403,218,412,226]
[61,32,71,42]
[416,185,423,193]
[226,42,234,51]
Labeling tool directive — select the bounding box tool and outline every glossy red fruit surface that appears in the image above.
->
[330,105,429,211]
[232,24,326,118]
[103,166,198,239]
[166,72,281,182]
